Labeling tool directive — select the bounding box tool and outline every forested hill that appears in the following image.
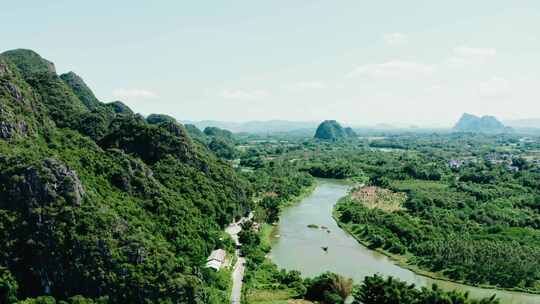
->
[314,120,357,141]
[0,49,252,303]
[453,113,510,133]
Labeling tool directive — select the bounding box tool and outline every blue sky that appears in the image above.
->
[2,1,540,126]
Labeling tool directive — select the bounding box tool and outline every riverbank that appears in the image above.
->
[241,182,318,304]
[264,181,318,245]
[332,209,540,296]
[270,179,540,304]
[281,181,318,208]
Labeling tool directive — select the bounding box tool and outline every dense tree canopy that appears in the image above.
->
[0,49,251,303]
[1,48,536,304]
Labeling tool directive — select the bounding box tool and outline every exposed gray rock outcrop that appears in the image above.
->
[0,61,9,76]
[8,158,85,208]
[4,82,23,101]
[0,120,28,139]
[108,149,157,195]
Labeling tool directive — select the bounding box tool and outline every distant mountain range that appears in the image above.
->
[180,120,441,135]
[181,115,540,136]
[504,118,540,129]
[180,120,320,134]
[453,113,512,133]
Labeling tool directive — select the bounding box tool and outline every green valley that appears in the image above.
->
[1,49,539,304]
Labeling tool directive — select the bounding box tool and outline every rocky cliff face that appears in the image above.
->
[0,56,52,139]
[4,158,85,209]
[0,60,10,76]
[0,121,29,139]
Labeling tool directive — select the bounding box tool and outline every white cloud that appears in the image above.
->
[447,46,497,67]
[383,32,408,46]
[293,81,329,89]
[287,81,346,90]
[454,46,497,57]
[348,60,434,80]
[113,88,158,100]
[221,89,269,100]
[477,77,510,99]
[424,84,445,93]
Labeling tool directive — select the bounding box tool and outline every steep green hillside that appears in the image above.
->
[146,113,177,125]
[0,49,251,303]
[203,126,234,142]
[184,124,208,144]
[60,71,101,110]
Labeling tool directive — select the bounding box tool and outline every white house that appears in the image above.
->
[205,249,226,271]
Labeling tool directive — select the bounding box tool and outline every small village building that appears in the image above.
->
[448,159,464,169]
[205,249,226,271]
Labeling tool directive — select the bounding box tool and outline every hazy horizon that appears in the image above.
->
[3,1,540,126]
[182,115,540,129]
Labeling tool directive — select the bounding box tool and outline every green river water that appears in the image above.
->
[269,179,540,304]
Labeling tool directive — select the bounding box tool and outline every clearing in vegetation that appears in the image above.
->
[350,186,406,212]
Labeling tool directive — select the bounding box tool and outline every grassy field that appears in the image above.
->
[259,223,275,249]
[350,186,406,212]
[245,289,314,304]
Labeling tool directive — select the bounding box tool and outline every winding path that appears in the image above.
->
[225,213,252,304]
